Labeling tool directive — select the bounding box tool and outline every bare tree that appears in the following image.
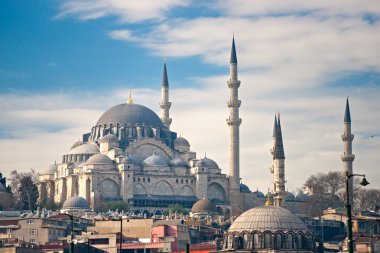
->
[8,169,39,209]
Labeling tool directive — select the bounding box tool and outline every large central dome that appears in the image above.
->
[96,103,163,127]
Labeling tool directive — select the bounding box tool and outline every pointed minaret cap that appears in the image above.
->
[344,97,351,123]
[162,61,169,87]
[272,115,278,138]
[273,112,285,159]
[230,37,237,64]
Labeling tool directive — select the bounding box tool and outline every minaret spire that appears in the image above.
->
[341,98,355,205]
[226,37,242,215]
[160,61,172,129]
[270,113,286,208]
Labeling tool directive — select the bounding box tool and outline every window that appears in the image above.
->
[30,239,36,243]
[148,178,150,182]
[6,228,11,234]
[27,219,35,224]
[30,229,37,235]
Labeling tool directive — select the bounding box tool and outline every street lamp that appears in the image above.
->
[345,171,369,253]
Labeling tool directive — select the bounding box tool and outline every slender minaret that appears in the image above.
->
[227,37,242,194]
[270,113,286,208]
[160,61,172,129]
[341,98,355,205]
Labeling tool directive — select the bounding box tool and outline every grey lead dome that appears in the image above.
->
[96,103,163,127]
[62,196,90,210]
[229,205,309,233]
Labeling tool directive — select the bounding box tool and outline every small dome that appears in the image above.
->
[253,190,265,198]
[121,155,138,165]
[191,199,217,214]
[240,183,251,193]
[296,192,310,201]
[41,164,57,175]
[86,154,113,165]
[286,191,296,201]
[96,103,163,128]
[195,157,219,169]
[100,134,118,143]
[229,205,309,233]
[169,157,189,167]
[62,196,90,210]
[69,143,99,155]
[70,140,83,150]
[173,137,190,147]
[143,154,168,167]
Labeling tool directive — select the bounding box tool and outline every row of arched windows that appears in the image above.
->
[224,231,315,251]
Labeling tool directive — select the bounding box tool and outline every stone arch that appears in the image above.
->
[125,139,173,163]
[99,179,119,200]
[179,185,195,196]
[134,183,147,195]
[207,182,226,202]
[153,180,173,196]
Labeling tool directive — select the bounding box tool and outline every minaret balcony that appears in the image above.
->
[227,80,240,88]
[341,154,355,162]
[341,133,354,141]
[227,99,241,108]
[159,101,172,109]
[226,117,242,126]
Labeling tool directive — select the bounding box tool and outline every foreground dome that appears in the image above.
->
[195,157,219,169]
[96,103,163,127]
[86,154,113,165]
[229,205,309,233]
[143,154,168,167]
[62,196,90,210]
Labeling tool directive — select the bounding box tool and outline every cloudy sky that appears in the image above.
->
[1,0,379,194]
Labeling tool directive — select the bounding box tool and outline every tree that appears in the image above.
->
[355,188,380,211]
[8,169,39,210]
[0,172,12,193]
[164,204,189,216]
[302,171,345,216]
[98,201,129,212]
[19,175,39,211]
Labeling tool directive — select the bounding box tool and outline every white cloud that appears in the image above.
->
[56,0,189,23]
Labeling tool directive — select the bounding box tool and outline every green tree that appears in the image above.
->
[164,204,189,216]
[98,201,129,212]
[19,176,39,211]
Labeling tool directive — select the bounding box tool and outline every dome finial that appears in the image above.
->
[265,189,272,206]
[127,90,133,104]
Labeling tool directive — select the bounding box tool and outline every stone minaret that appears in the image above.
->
[270,113,286,208]
[341,98,355,205]
[160,62,172,129]
[227,37,242,194]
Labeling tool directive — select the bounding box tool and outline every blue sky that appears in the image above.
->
[1,0,380,193]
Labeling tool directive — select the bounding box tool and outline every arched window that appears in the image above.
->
[264,233,272,248]
[296,234,303,249]
[286,234,293,249]
[275,234,282,249]
[253,233,260,249]
[246,234,253,249]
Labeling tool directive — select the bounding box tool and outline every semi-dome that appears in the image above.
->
[191,199,217,214]
[143,154,168,167]
[195,157,219,169]
[70,140,83,150]
[121,155,138,165]
[100,134,118,143]
[173,137,190,147]
[69,143,99,155]
[229,205,309,233]
[86,154,113,165]
[169,157,189,167]
[96,103,163,128]
[62,196,90,210]
[240,183,251,193]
